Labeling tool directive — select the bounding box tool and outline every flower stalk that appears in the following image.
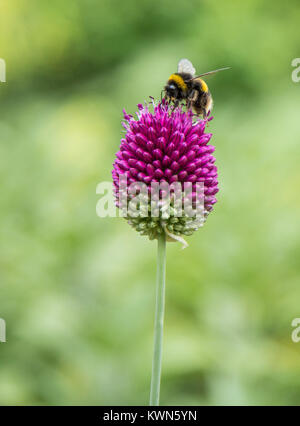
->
[150,230,167,406]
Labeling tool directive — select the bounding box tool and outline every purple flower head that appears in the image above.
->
[112,101,219,242]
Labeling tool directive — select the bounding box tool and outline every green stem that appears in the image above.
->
[150,231,167,406]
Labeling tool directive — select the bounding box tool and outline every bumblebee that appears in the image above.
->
[164,59,230,118]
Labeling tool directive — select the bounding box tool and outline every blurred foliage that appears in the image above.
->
[0,0,300,406]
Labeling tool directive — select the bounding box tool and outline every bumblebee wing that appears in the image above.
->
[192,67,231,79]
[177,58,196,77]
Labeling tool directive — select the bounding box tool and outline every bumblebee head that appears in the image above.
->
[165,82,178,100]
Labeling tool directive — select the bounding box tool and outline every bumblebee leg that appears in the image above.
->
[186,98,192,110]
[171,99,180,111]
[201,108,210,126]
[193,107,205,121]
[187,89,198,112]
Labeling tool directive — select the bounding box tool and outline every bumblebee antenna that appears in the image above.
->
[190,67,231,80]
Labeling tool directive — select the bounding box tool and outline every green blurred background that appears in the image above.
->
[0,0,300,406]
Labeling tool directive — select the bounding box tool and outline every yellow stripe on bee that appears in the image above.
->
[199,78,208,93]
[168,74,188,92]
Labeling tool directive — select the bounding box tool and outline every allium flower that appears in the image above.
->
[111,99,221,405]
[112,101,219,244]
